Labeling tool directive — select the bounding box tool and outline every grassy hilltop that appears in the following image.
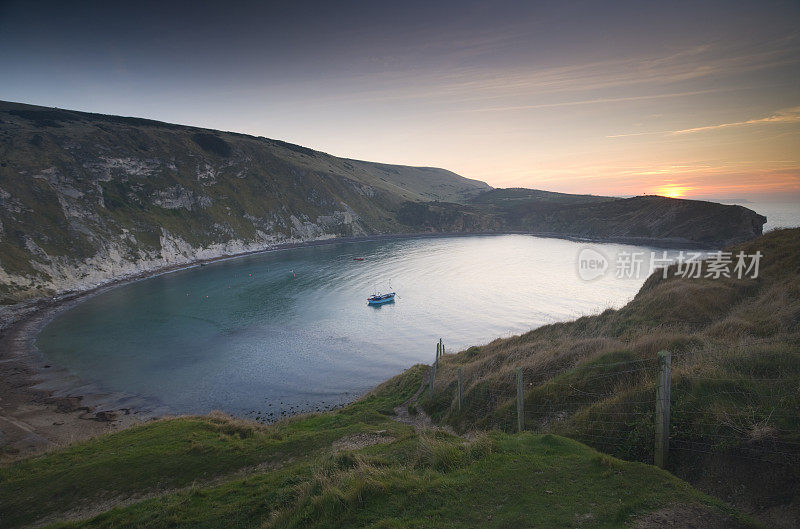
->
[4,230,796,528]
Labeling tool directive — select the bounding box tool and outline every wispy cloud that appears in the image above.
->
[607,106,800,138]
[606,130,672,138]
[466,88,731,113]
[432,43,796,107]
[278,38,799,109]
[670,106,800,135]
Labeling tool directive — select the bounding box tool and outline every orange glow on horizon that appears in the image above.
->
[652,185,694,198]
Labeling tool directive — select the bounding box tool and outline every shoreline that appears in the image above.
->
[0,229,720,461]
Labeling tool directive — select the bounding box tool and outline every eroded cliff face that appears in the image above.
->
[0,143,380,302]
[1,103,487,303]
[0,227,344,301]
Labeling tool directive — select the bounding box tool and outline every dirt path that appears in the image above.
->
[631,504,752,529]
[392,368,458,435]
[26,424,398,527]
[27,458,290,528]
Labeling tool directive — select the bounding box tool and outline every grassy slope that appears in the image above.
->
[466,192,766,245]
[0,366,754,529]
[417,228,799,520]
[469,187,615,205]
[343,159,491,204]
[417,228,800,440]
[0,100,490,207]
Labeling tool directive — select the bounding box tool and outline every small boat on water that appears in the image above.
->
[353,257,364,261]
[367,292,395,305]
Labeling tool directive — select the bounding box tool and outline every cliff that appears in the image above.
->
[0,101,489,303]
[0,101,766,303]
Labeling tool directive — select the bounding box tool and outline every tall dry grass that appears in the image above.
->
[418,228,800,463]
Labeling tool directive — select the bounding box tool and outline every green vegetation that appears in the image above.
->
[4,231,793,528]
[0,366,426,528]
[0,365,754,529]
[469,187,615,205]
[465,191,766,245]
[0,100,492,303]
[191,133,232,158]
[417,228,800,521]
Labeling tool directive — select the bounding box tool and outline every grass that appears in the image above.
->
[413,228,799,522]
[2,231,794,528]
[263,434,740,529]
[0,363,757,529]
[418,229,799,443]
[0,366,426,528]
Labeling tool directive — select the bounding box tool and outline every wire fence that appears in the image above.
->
[425,336,800,469]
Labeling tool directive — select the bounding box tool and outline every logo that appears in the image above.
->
[577,247,608,281]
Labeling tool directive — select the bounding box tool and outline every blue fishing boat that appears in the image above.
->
[367,292,395,305]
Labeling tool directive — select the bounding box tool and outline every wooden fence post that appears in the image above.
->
[430,343,438,394]
[435,341,440,368]
[516,367,524,433]
[457,367,463,411]
[654,350,672,469]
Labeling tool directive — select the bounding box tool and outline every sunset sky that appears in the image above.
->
[1,0,798,200]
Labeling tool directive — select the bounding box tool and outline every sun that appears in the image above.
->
[654,185,693,199]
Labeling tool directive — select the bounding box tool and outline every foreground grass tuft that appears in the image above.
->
[0,364,757,529]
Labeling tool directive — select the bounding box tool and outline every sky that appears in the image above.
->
[1,0,799,200]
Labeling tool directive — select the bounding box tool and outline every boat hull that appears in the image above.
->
[367,293,396,305]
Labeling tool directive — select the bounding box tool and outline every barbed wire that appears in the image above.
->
[676,375,799,382]
[580,357,659,369]
[670,440,799,464]
[673,408,800,418]
[672,387,798,395]
[427,337,799,469]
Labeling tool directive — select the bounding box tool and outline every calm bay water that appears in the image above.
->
[738,201,800,231]
[37,235,693,419]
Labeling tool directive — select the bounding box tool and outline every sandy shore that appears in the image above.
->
[0,295,157,463]
[0,230,716,462]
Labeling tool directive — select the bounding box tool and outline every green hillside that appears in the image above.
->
[416,228,800,526]
[468,187,615,205]
[464,191,767,245]
[0,366,756,529]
